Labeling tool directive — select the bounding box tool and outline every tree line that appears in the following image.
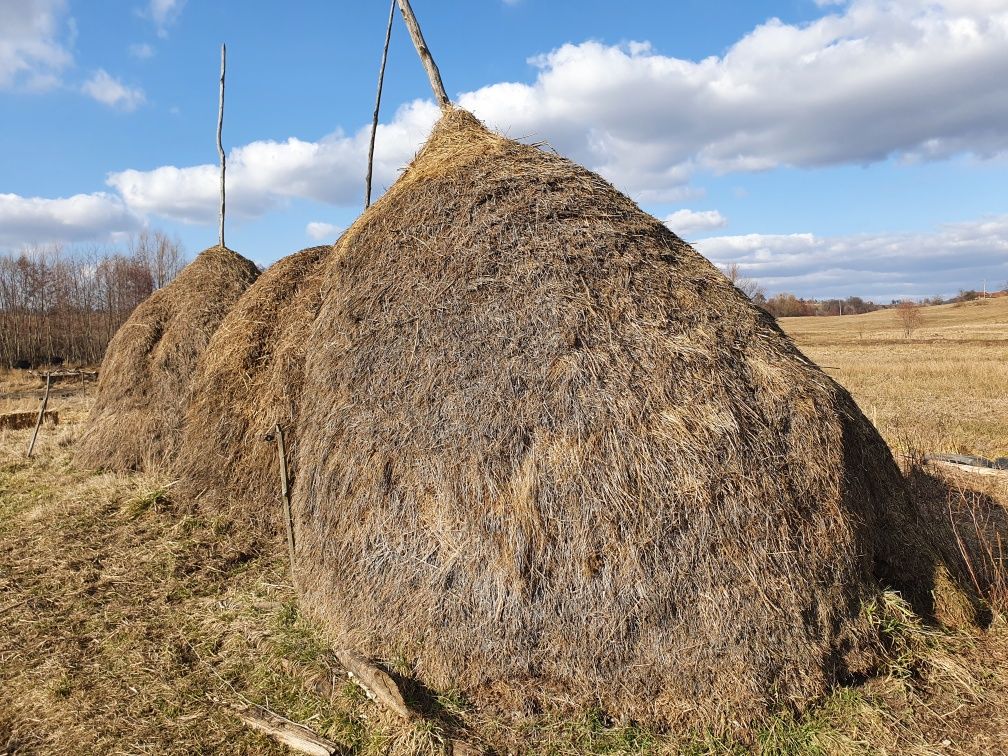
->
[0,231,186,368]
[724,263,1006,318]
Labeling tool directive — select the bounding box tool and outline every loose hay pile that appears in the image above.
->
[174,245,331,541]
[289,109,960,732]
[77,245,259,471]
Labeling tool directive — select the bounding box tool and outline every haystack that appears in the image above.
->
[290,109,959,731]
[174,245,330,540]
[77,245,259,471]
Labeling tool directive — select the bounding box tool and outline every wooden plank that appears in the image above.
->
[230,701,339,756]
[0,410,58,431]
[928,459,1008,479]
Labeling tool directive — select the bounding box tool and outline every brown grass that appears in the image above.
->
[289,108,964,734]
[174,245,330,546]
[75,246,260,472]
[780,297,1008,458]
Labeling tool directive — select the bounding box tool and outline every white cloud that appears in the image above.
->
[306,222,342,241]
[457,0,1008,194]
[103,0,1008,221]
[107,99,441,223]
[145,0,185,36]
[696,215,1008,300]
[0,0,73,90]
[0,192,141,248]
[128,42,155,59]
[82,69,145,110]
[663,209,727,237]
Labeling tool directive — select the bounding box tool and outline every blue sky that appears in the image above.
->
[1,0,1006,300]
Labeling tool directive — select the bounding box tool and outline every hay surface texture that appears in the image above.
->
[293,110,934,731]
[175,245,330,540]
[77,246,259,471]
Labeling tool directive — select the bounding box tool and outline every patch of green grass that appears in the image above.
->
[121,483,172,519]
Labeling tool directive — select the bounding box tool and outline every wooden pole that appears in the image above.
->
[218,43,227,249]
[395,0,451,109]
[365,0,396,209]
[26,372,52,458]
[271,424,297,582]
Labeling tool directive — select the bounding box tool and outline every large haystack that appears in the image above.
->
[290,110,953,731]
[77,245,259,471]
[174,245,330,541]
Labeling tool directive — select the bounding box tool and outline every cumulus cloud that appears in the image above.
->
[0,0,73,90]
[458,0,1008,193]
[0,192,142,248]
[664,209,727,237]
[306,222,342,241]
[104,0,1008,221]
[82,69,145,110]
[145,0,185,36]
[696,215,1008,300]
[107,99,440,223]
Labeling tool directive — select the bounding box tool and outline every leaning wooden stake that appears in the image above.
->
[268,424,297,582]
[217,43,227,249]
[230,702,338,756]
[26,372,52,458]
[396,0,450,109]
[365,0,396,209]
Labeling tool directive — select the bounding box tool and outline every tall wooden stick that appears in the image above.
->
[271,424,296,582]
[217,43,226,249]
[396,0,450,109]
[26,372,52,458]
[365,0,396,209]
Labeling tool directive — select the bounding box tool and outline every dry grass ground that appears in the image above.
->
[2,293,1008,756]
[780,297,1008,459]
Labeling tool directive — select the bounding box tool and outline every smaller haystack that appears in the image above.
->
[77,245,259,471]
[174,245,331,541]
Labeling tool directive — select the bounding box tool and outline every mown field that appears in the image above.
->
[780,297,1008,460]
[1,297,1007,754]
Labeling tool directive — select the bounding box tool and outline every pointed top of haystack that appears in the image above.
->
[77,243,259,471]
[174,244,332,538]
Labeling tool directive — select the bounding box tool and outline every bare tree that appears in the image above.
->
[0,234,181,367]
[130,229,186,289]
[895,299,923,338]
[724,262,766,302]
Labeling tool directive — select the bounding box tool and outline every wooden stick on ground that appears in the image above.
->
[218,43,227,249]
[365,0,396,210]
[336,649,413,720]
[230,702,338,756]
[396,0,450,109]
[26,372,52,458]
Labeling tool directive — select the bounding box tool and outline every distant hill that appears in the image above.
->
[780,296,1008,346]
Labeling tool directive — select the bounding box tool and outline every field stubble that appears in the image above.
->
[780,297,1008,459]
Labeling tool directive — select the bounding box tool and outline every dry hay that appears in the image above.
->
[174,245,331,542]
[288,109,970,733]
[76,246,259,471]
